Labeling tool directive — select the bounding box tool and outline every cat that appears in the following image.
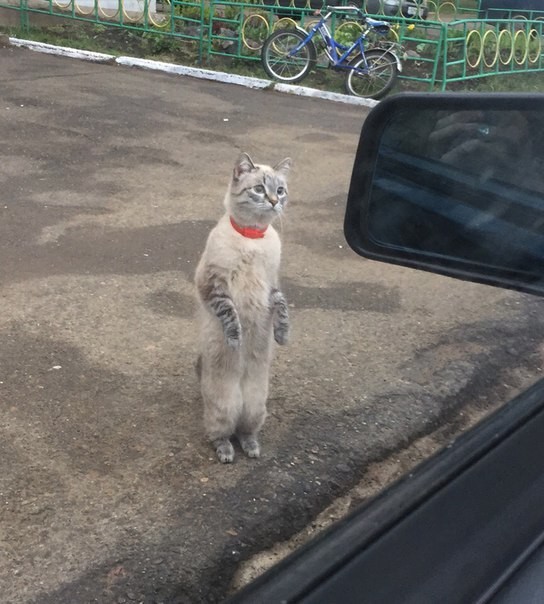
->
[194,152,291,463]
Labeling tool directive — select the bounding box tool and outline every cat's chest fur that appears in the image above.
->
[204,216,280,310]
[230,243,274,289]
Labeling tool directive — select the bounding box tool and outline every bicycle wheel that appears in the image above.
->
[261,29,316,84]
[345,49,398,100]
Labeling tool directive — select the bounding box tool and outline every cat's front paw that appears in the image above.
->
[274,322,289,346]
[225,324,242,349]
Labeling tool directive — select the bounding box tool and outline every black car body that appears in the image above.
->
[478,0,543,19]
[264,0,428,20]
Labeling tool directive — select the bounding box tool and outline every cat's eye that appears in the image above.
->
[277,186,285,195]
[254,185,265,194]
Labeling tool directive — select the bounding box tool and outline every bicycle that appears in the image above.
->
[261,5,402,99]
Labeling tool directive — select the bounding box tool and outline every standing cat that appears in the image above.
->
[194,153,291,463]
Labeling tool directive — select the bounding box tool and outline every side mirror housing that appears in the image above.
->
[344,93,544,296]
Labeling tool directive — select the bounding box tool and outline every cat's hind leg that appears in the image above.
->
[201,357,243,464]
[213,437,236,464]
[237,434,261,459]
[237,360,270,459]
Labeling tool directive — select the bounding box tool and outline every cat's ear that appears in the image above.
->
[274,157,292,176]
[233,153,256,181]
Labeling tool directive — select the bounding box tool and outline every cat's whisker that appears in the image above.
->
[277,212,284,235]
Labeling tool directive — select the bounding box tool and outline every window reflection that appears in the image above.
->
[379,109,544,194]
[367,108,544,277]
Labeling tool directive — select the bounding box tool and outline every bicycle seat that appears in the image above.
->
[366,16,390,27]
[325,5,359,10]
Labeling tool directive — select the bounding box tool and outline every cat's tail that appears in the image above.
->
[195,354,203,381]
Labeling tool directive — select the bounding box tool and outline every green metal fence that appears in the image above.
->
[1,0,544,91]
[442,17,544,86]
[2,0,208,61]
[206,2,544,90]
[396,14,544,89]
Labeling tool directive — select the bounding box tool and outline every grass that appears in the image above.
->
[6,24,120,53]
[457,72,544,93]
[4,22,202,63]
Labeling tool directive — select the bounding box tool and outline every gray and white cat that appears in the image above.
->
[194,153,291,463]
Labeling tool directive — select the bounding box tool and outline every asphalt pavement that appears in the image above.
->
[1,45,544,604]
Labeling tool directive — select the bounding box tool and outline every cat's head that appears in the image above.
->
[226,153,291,227]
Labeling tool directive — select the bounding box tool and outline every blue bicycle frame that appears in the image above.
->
[289,10,391,72]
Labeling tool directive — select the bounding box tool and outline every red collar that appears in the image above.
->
[230,217,267,239]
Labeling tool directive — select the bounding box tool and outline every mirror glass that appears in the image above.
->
[366,106,544,280]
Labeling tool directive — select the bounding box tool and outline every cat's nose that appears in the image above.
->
[269,196,278,207]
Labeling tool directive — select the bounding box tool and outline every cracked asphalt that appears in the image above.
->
[1,45,544,604]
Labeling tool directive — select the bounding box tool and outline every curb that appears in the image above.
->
[9,37,115,63]
[9,37,378,108]
[115,56,272,90]
[274,82,376,106]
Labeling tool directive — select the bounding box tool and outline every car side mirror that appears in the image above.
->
[344,93,544,296]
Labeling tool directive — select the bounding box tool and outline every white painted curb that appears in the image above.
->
[116,56,272,90]
[9,37,115,63]
[9,37,378,107]
[274,82,378,107]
